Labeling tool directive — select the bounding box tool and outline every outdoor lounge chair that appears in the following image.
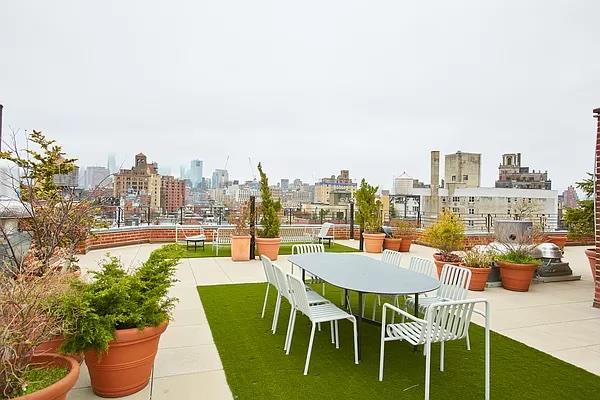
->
[316,222,335,247]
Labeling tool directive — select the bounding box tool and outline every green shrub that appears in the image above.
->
[496,249,541,266]
[423,211,465,255]
[354,179,382,234]
[462,249,494,268]
[563,174,594,239]
[257,163,281,238]
[60,249,179,354]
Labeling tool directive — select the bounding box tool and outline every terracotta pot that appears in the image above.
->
[547,236,567,250]
[231,235,251,261]
[255,237,281,260]
[363,233,385,253]
[383,238,403,251]
[463,266,491,291]
[85,322,168,398]
[398,238,412,252]
[584,248,596,281]
[497,261,538,292]
[433,259,460,278]
[34,336,83,363]
[433,253,443,261]
[14,353,80,400]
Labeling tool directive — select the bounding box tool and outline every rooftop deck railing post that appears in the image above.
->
[349,201,355,240]
[249,195,256,260]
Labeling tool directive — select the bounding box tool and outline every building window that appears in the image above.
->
[528,198,532,203]
[468,220,474,227]
[507,209,511,215]
[463,175,468,181]
[442,197,446,202]
[507,198,511,203]
[452,207,460,213]
[468,196,475,202]
[468,208,474,215]
[451,175,456,182]
[452,196,460,202]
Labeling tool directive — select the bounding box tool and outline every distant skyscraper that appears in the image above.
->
[189,160,203,188]
[107,153,117,174]
[179,165,187,180]
[562,185,579,208]
[280,179,289,190]
[84,166,110,189]
[211,169,229,189]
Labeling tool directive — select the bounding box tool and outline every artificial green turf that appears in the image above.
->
[163,242,358,258]
[197,283,600,400]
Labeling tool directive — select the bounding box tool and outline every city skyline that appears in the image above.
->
[1,1,598,192]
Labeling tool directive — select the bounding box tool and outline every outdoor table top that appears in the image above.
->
[288,253,440,295]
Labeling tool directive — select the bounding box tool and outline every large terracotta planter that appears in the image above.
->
[497,261,538,292]
[35,336,83,363]
[547,236,567,250]
[14,354,80,400]
[383,238,403,251]
[433,259,460,278]
[84,322,168,398]
[464,266,491,291]
[584,248,596,281]
[255,237,281,260]
[398,238,412,252]
[363,233,385,253]
[231,235,251,261]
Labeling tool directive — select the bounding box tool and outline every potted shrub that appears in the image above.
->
[229,202,251,261]
[422,211,465,276]
[461,248,494,291]
[60,249,179,397]
[255,163,282,260]
[496,247,541,292]
[394,220,417,252]
[355,179,384,253]
[0,269,81,400]
[383,230,403,252]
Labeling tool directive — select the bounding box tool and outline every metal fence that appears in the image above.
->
[420,213,562,233]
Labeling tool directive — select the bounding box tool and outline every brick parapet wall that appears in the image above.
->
[594,107,600,309]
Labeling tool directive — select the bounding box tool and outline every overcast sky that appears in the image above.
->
[1,1,598,191]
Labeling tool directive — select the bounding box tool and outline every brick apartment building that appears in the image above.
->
[161,175,186,213]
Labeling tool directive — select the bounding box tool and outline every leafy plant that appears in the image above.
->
[391,219,417,239]
[257,163,281,238]
[229,202,249,236]
[0,267,77,398]
[462,249,494,269]
[496,248,541,266]
[354,179,382,234]
[564,174,594,239]
[423,211,465,256]
[60,249,179,354]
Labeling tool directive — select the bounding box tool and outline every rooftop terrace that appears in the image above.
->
[68,240,600,399]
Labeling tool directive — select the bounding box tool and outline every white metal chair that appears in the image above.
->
[405,263,472,349]
[271,262,329,335]
[260,255,279,319]
[291,244,326,294]
[285,273,359,375]
[213,227,235,256]
[408,256,437,278]
[316,222,335,247]
[379,299,490,400]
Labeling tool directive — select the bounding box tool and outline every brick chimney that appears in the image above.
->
[594,107,600,308]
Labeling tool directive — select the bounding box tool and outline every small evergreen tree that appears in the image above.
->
[257,163,281,238]
[354,179,382,233]
[564,174,594,239]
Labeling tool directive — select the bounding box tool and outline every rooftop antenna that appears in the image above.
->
[224,155,229,170]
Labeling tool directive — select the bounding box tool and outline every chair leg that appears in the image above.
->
[440,341,445,372]
[322,282,326,295]
[425,340,432,400]
[286,311,297,355]
[334,320,339,349]
[261,284,270,318]
[272,294,281,334]
[379,334,386,381]
[466,331,471,351]
[284,308,295,351]
[330,321,335,344]
[352,317,358,365]
[303,323,317,375]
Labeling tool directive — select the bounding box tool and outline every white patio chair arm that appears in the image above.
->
[382,303,427,325]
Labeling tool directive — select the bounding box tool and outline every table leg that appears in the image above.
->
[357,291,363,362]
[413,293,419,352]
[343,289,348,308]
[302,268,305,283]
